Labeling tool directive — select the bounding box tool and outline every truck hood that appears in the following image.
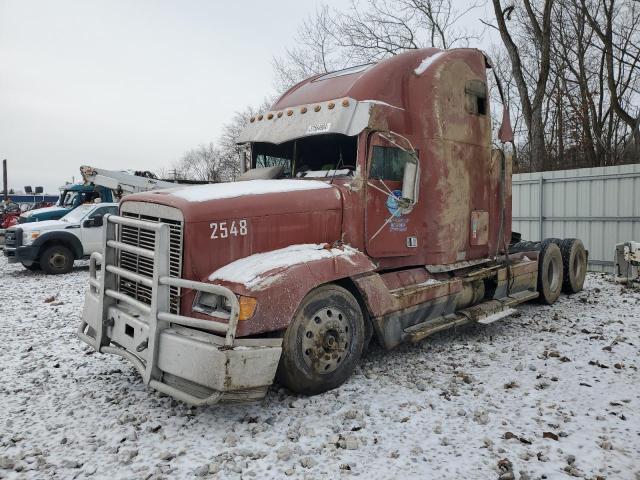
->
[14,219,78,233]
[122,179,343,223]
[21,205,68,222]
[121,179,346,283]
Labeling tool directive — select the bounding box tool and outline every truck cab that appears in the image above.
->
[18,184,113,224]
[78,48,586,405]
[5,202,118,274]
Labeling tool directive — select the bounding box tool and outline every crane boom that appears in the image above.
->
[80,166,180,198]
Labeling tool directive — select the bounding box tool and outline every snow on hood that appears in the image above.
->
[167,179,332,203]
[209,243,358,290]
[17,219,71,232]
[414,51,445,75]
[22,205,66,218]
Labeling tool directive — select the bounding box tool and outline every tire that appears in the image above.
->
[277,284,366,395]
[509,240,539,253]
[40,245,74,275]
[537,239,563,305]
[559,238,587,294]
[22,262,40,271]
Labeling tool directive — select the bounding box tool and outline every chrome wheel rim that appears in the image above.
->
[301,306,352,374]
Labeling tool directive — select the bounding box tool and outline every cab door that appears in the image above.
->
[365,135,419,258]
[81,205,118,254]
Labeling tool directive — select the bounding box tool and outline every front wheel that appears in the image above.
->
[277,284,365,395]
[40,245,74,275]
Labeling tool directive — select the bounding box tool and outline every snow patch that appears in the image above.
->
[414,51,445,75]
[302,169,351,178]
[167,179,332,202]
[416,278,443,287]
[361,99,405,110]
[209,243,359,289]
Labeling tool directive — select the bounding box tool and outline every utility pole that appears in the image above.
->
[2,159,7,202]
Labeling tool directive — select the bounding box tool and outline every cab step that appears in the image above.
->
[403,289,538,343]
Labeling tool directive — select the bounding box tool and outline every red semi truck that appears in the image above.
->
[78,48,587,405]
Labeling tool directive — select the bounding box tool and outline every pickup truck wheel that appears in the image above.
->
[278,284,365,395]
[40,245,74,275]
[560,238,587,294]
[537,240,563,305]
[22,262,40,271]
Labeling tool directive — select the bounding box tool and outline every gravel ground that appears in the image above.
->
[0,255,638,480]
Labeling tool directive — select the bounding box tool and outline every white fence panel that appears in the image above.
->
[512,164,640,272]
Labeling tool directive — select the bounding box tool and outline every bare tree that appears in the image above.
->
[492,0,555,171]
[217,99,274,179]
[580,0,639,131]
[179,143,226,182]
[272,6,347,93]
[273,0,484,91]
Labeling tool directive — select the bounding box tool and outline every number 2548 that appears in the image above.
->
[210,220,248,239]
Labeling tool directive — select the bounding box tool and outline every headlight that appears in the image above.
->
[193,292,220,313]
[23,230,40,245]
[193,293,256,320]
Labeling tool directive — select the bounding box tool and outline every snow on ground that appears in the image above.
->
[0,255,638,480]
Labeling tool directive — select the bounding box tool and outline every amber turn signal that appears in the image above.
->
[238,296,257,321]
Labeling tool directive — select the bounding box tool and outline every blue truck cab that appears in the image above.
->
[18,184,113,224]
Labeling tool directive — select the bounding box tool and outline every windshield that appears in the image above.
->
[58,189,99,207]
[61,204,94,223]
[59,191,78,207]
[252,134,357,179]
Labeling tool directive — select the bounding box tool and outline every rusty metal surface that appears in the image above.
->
[121,48,520,341]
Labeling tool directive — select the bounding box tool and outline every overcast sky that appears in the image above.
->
[0,0,492,194]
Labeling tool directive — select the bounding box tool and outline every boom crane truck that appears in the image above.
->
[79,166,180,198]
[77,48,588,405]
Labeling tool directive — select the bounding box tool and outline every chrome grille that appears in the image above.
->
[118,209,184,314]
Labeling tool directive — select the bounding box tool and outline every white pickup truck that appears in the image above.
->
[4,202,119,274]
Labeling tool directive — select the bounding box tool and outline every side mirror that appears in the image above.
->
[401,156,419,208]
[377,131,420,211]
[83,215,103,228]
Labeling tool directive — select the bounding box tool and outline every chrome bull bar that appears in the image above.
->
[76,213,277,406]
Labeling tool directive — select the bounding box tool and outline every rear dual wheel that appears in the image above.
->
[559,238,587,294]
[278,285,365,395]
[537,239,563,305]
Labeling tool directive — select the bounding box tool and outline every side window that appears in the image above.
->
[369,146,413,181]
[465,79,487,116]
[90,206,117,218]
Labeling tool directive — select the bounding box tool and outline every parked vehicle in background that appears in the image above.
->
[80,165,182,199]
[78,48,588,406]
[19,184,113,224]
[4,202,119,274]
[1,201,56,246]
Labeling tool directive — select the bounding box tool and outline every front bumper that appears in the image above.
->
[4,245,39,264]
[77,214,282,405]
[3,229,37,264]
